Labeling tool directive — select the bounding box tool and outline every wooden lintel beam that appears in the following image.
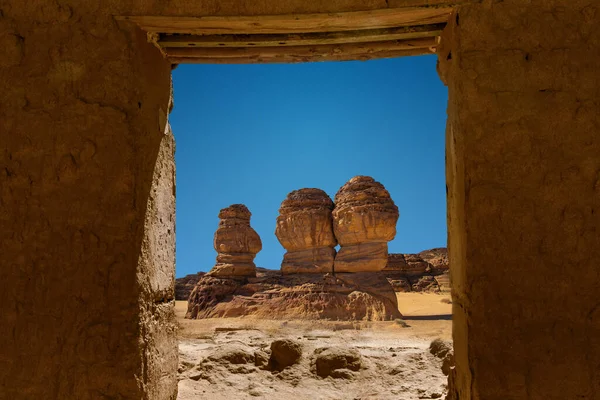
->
[158,23,444,48]
[118,7,452,35]
[164,38,437,59]
[169,47,434,64]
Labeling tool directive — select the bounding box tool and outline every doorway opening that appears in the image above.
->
[170,55,450,398]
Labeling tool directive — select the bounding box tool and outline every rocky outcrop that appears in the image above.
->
[429,338,455,377]
[313,347,363,378]
[175,272,205,300]
[419,248,449,275]
[332,176,399,272]
[184,248,450,319]
[209,204,262,278]
[275,189,337,274]
[384,248,450,293]
[186,268,402,321]
[269,339,303,371]
[384,253,429,276]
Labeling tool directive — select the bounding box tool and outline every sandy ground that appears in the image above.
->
[176,294,452,400]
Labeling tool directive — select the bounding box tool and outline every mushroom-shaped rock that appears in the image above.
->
[208,204,262,277]
[275,188,337,274]
[332,176,399,272]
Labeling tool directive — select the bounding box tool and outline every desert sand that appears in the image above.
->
[176,293,452,400]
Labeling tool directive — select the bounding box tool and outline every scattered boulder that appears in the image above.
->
[269,339,303,371]
[209,204,262,278]
[333,176,399,272]
[429,338,452,358]
[314,347,362,378]
[429,338,454,376]
[275,188,337,274]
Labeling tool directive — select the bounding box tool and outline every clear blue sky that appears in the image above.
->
[171,55,447,278]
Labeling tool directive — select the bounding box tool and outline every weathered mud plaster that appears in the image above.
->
[0,3,176,399]
[3,0,600,399]
[438,1,600,398]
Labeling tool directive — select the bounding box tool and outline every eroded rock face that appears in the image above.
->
[429,338,455,376]
[384,248,449,293]
[275,189,337,274]
[209,204,262,278]
[384,253,430,276]
[186,268,401,321]
[332,176,399,272]
[175,272,205,300]
[419,248,449,275]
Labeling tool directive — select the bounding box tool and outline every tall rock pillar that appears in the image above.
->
[332,176,399,272]
[209,204,262,278]
[275,188,337,274]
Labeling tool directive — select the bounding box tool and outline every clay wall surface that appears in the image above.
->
[3,1,453,397]
[0,2,175,398]
[438,1,600,398]
[3,0,599,399]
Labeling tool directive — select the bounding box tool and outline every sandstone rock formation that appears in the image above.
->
[418,248,449,275]
[175,272,206,300]
[184,248,450,320]
[384,248,450,293]
[384,253,430,276]
[332,176,399,272]
[429,339,455,377]
[186,268,401,321]
[275,188,337,274]
[208,204,262,278]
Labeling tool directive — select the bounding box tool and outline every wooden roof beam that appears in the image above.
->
[165,38,437,62]
[169,47,433,64]
[118,7,453,35]
[158,23,444,48]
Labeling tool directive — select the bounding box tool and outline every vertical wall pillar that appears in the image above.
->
[0,5,177,399]
[439,1,600,398]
